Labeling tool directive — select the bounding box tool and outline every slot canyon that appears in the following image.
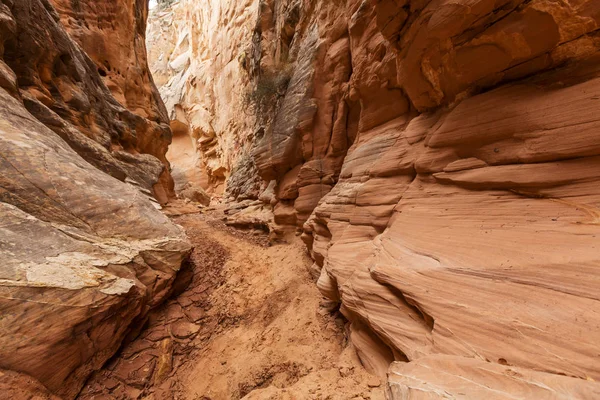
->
[1,0,600,398]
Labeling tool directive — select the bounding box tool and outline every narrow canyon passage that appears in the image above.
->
[2,0,600,398]
[78,207,384,400]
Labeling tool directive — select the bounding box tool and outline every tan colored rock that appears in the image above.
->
[277,164,301,200]
[225,203,275,233]
[366,376,381,388]
[170,321,200,339]
[0,369,60,400]
[274,201,297,226]
[179,184,211,205]
[259,180,278,205]
[48,0,176,200]
[0,0,191,398]
[258,0,600,396]
[147,0,259,196]
[387,356,600,399]
[153,338,174,385]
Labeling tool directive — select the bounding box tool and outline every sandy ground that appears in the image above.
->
[78,208,384,400]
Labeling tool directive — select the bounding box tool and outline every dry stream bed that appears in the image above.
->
[77,206,383,400]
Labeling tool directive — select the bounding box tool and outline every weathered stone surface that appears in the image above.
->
[147,0,600,397]
[0,0,191,397]
[147,0,259,195]
[300,1,600,396]
[0,369,61,400]
[179,184,211,205]
[3,0,175,202]
[49,0,172,178]
[387,356,600,399]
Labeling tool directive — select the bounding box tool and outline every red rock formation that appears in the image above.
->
[9,0,175,203]
[49,0,176,202]
[0,0,190,398]
[148,0,600,396]
[299,0,600,395]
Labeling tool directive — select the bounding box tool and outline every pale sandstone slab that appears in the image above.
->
[387,356,600,400]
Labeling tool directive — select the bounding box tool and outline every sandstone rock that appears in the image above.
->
[274,201,298,226]
[146,0,600,397]
[0,89,189,398]
[168,122,209,195]
[179,184,211,206]
[387,356,600,399]
[0,370,60,400]
[226,152,263,201]
[170,321,200,339]
[277,164,301,200]
[366,377,380,388]
[21,0,175,201]
[0,0,191,397]
[293,3,600,396]
[153,338,174,384]
[147,0,259,195]
[225,204,274,233]
[259,180,278,205]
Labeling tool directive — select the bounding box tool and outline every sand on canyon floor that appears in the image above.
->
[78,206,384,400]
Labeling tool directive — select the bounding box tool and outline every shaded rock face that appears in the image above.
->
[149,0,600,396]
[0,0,191,398]
[300,0,600,396]
[54,0,177,203]
[4,0,174,203]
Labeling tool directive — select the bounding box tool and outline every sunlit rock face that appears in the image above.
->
[149,0,600,396]
[147,0,260,198]
[0,0,190,398]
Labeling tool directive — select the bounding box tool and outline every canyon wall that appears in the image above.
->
[49,0,176,202]
[147,0,260,198]
[150,0,600,397]
[0,0,190,398]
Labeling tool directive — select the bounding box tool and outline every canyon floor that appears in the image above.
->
[78,204,384,400]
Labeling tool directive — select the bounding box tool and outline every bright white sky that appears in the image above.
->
[149,0,158,9]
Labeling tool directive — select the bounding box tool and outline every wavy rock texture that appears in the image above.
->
[149,0,600,397]
[387,355,600,399]
[0,0,190,398]
[302,0,600,396]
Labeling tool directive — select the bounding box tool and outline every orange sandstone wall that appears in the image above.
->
[148,0,600,396]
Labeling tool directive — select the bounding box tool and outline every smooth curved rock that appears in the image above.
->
[146,0,600,397]
[387,355,600,399]
[147,0,259,195]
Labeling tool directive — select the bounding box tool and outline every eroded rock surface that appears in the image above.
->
[77,210,385,400]
[47,0,175,202]
[149,0,600,397]
[0,0,190,398]
[387,356,600,399]
[147,0,259,197]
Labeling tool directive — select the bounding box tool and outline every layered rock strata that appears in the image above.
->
[296,0,600,396]
[0,0,190,398]
[300,0,600,386]
[149,0,600,396]
[48,0,176,203]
